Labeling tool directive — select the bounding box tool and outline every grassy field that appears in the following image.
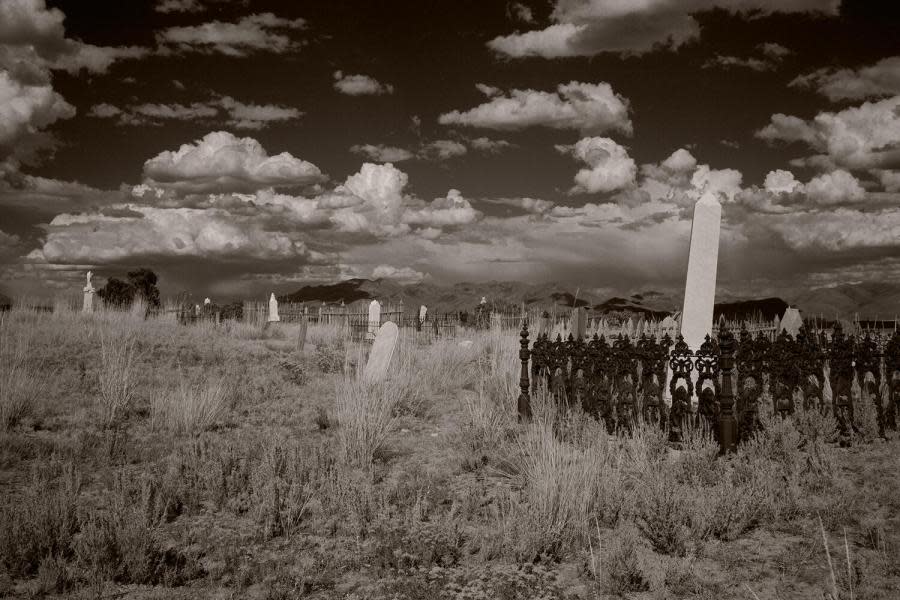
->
[0,306,898,599]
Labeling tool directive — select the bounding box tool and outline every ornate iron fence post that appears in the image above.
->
[518,319,532,422]
[717,325,737,454]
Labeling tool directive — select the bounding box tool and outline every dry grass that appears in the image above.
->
[151,371,229,435]
[96,323,139,429]
[334,378,399,469]
[0,314,45,430]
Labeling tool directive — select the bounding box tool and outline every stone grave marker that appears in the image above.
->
[297,316,308,352]
[680,192,721,351]
[419,305,427,324]
[82,271,95,313]
[364,321,399,383]
[268,293,280,322]
[571,307,587,340]
[367,300,381,340]
[780,307,802,338]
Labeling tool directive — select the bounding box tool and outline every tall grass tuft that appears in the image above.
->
[0,314,44,430]
[97,325,138,429]
[151,372,228,435]
[334,378,398,469]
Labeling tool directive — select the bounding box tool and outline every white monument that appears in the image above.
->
[267,293,280,322]
[364,322,399,383]
[419,305,427,324]
[679,192,722,351]
[204,297,211,305]
[781,307,803,337]
[82,271,95,313]
[367,299,381,339]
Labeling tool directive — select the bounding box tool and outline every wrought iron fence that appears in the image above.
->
[517,320,900,452]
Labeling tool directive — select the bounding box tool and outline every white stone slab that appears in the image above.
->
[364,321,399,383]
[367,299,381,339]
[268,293,280,322]
[680,193,721,351]
[780,307,803,338]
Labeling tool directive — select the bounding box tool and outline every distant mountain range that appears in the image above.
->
[280,279,900,320]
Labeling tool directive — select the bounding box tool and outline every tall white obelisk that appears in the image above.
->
[680,192,722,350]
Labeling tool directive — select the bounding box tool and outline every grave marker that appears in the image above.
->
[267,293,280,322]
[780,307,802,338]
[364,322,399,383]
[571,307,587,340]
[367,300,381,340]
[680,192,722,350]
[419,305,427,324]
[82,271,95,313]
[297,316,308,352]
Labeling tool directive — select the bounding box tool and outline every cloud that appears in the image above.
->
[758,42,791,59]
[155,0,204,13]
[509,2,534,23]
[142,131,325,194]
[0,70,74,146]
[803,169,866,205]
[0,0,147,75]
[333,71,393,95]
[371,264,427,284]
[217,96,302,129]
[562,137,637,194]
[690,164,743,202]
[756,96,900,170]
[790,56,900,101]
[157,13,305,56]
[350,144,415,162]
[767,208,900,251]
[487,0,838,58]
[402,189,479,227]
[469,136,514,153]
[419,139,467,160]
[438,81,632,135]
[89,97,302,129]
[481,196,555,214]
[764,169,802,194]
[703,55,774,72]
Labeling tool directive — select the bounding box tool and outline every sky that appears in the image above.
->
[1,0,899,301]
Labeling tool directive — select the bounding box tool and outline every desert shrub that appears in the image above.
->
[0,459,81,578]
[633,467,695,556]
[371,515,464,572]
[314,404,332,430]
[316,341,345,374]
[280,357,309,386]
[691,464,763,542]
[455,386,514,469]
[150,371,229,435]
[601,522,651,595]
[0,315,45,430]
[97,324,138,428]
[334,379,398,469]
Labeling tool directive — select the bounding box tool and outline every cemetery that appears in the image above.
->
[1,193,899,600]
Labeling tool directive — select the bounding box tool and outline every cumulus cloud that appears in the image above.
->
[155,0,204,13]
[509,2,534,23]
[562,137,637,194]
[790,56,900,101]
[88,96,301,129]
[333,71,393,95]
[768,208,900,251]
[756,96,900,170]
[469,137,514,153]
[350,144,415,162]
[157,13,305,56]
[803,169,866,205]
[660,148,697,172]
[487,0,837,58]
[764,169,802,194]
[371,264,427,284]
[217,96,302,129]
[0,70,74,146]
[758,42,791,59]
[482,196,555,214]
[438,81,631,135]
[690,164,743,202]
[402,189,479,227]
[142,131,325,193]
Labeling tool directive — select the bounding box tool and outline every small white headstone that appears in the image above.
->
[419,305,427,323]
[680,192,721,350]
[364,322,399,383]
[367,299,381,339]
[780,307,802,338]
[480,296,487,305]
[204,297,211,305]
[268,293,280,322]
[82,270,95,313]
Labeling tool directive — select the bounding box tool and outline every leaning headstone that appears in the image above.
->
[267,293,280,322]
[364,322,399,383]
[367,299,381,340]
[571,307,587,340]
[680,192,721,350]
[82,270,95,313]
[780,307,802,338]
[297,316,308,352]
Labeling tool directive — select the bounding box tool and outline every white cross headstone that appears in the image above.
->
[367,299,381,339]
[82,270,95,313]
[268,293,280,322]
[780,307,803,338]
[680,192,721,351]
[364,322,399,383]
